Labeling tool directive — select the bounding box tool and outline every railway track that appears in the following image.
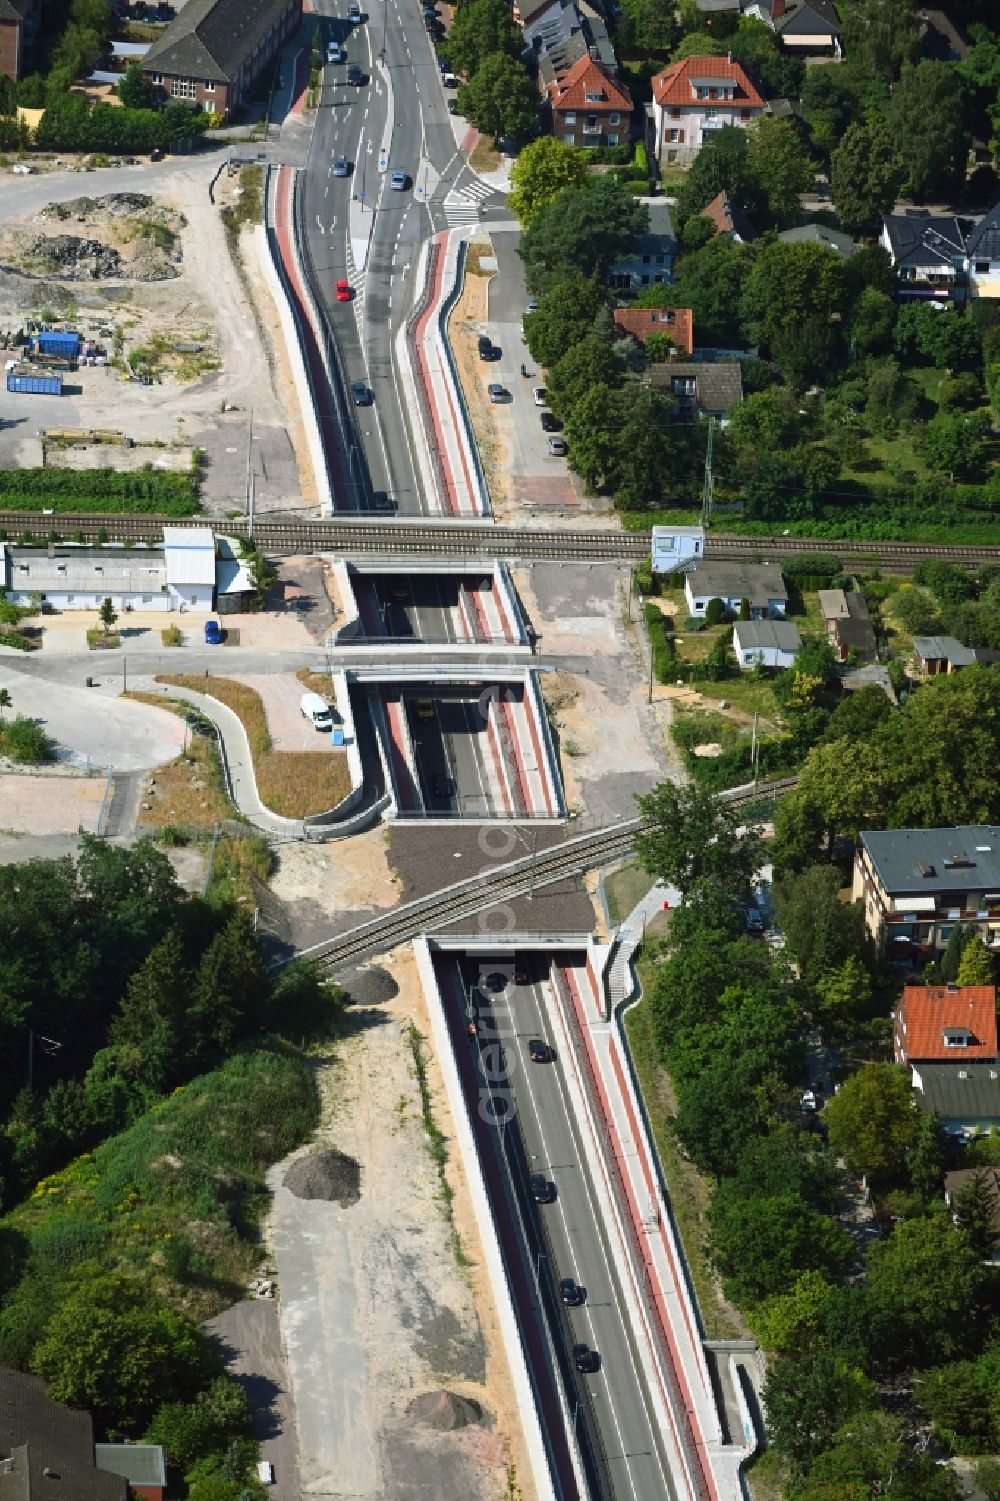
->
[2,510,997,566]
[300,776,797,968]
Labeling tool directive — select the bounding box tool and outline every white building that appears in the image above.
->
[965,203,1000,300]
[733,619,801,670]
[649,54,765,167]
[684,562,787,619]
[2,525,216,612]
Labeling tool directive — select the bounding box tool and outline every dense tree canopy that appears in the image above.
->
[508,137,588,226]
[520,179,649,294]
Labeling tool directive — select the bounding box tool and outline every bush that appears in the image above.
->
[704,596,728,626]
[0,467,198,517]
[0,715,53,763]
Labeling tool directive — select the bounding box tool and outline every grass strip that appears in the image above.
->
[407,1023,468,1266]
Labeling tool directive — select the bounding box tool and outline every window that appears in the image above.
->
[151,72,163,84]
[607,133,618,145]
[655,254,664,264]
[697,85,708,98]
[640,274,650,285]
[642,254,651,264]
[667,149,677,162]
[57,564,66,575]
[608,112,620,125]
[585,91,602,103]
[705,108,716,120]
[976,261,990,274]
[204,79,214,92]
[670,107,681,118]
[171,76,196,98]
[586,114,598,129]
[142,595,152,604]
[66,595,74,603]
[94,566,103,575]
[564,110,576,124]
[563,132,576,144]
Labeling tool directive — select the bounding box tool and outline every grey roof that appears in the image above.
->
[914,1062,1000,1123]
[6,546,167,593]
[688,561,788,607]
[646,361,744,412]
[143,0,292,81]
[819,588,849,619]
[0,0,37,19]
[95,1446,166,1488]
[163,525,216,587]
[859,826,1000,896]
[733,620,802,652]
[774,0,840,36]
[836,615,877,654]
[778,223,857,257]
[913,634,976,667]
[0,1368,127,1501]
[966,203,1000,262]
[695,0,740,10]
[631,198,676,256]
[882,213,966,268]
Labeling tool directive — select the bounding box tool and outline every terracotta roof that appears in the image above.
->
[700,190,756,241]
[547,53,632,113]
[613,307,694,354]
[897,985,998,1063]
[651,54,765,109]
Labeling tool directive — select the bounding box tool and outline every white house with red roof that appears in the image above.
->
[649,54,765,165]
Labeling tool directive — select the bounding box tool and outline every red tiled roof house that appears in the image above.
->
[545,53,633,149]
[650,54,765,166]
[613,306,694,354]
[893,984,998,1066]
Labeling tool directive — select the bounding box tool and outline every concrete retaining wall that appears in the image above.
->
[438,234,491,518]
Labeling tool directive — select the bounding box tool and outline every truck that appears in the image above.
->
[33,330,81,360]
[6,368,63,396]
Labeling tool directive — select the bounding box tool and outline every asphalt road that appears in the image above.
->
[365,572,461,640]
[301,0,503,516]
[404,689,496,816]
[479,958,678,1501]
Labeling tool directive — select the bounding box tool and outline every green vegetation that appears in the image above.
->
[0,466,199,517]
[221,167,264,239]
[0,714,53,763]
[406,1024,466,1264]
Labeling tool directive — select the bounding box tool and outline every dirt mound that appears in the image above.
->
[40,192,154,222]
[338,963,400,1007]
[283,1149,361,1207]
[405,1391,485,1431]
[22,234,121,279]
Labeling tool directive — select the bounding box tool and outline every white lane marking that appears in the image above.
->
[315,215,325,233]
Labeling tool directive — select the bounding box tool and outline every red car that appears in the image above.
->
[335,279,351,302]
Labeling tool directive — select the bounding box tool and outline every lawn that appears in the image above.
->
[157,674,351,819]
[648,591,785,721]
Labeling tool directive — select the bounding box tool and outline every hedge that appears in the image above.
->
[0,467,199,516]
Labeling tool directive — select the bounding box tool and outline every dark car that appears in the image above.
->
[433,772,456,798]
[540,411,560,432]
[150,146,165,162]
[528,1039,554,1063]
[351,380,372,405]
[448,99,458,114]
[477,334,494,361]
[480,971,507,993]
[560,1279,585,1306]
[513,962,530,985]
[347,63,364,85]
[530,1174,555,1204]
[204,619,223,645]
[573,1343,600,1374]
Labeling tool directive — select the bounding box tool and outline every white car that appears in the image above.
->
[326,41,344,62]
[12,163,31,174]
[533,386,546,406]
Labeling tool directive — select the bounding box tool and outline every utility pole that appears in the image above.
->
[245,407,254,516]
[700,416,715,531]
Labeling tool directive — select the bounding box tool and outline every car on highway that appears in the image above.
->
[540,411,560,432]
[327,40,344,61]
[573,1343,600,1374]
[560,1279,585,1306]
[528,1039,554,1063]
[533,386,546,405]
[333,154,350,176]
[800,1089,818,1111]
[351,380,372,404]
[488,383,508,403]
[390,170,408,190]
[548,435,568,456]
[480,971,507,992]
[513,962,530,985]
[477,334,496,361]
[433,772,456,798]
[204,619,223,645]
[347,0,361,18]
[347,63,364,84]
[530,1174,556,1204]
[389,580,409,600]
[335,279,351,302]
[413,698,435,719]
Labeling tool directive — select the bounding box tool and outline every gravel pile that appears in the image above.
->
[40,192,155,221]
[405,1391,485,1431]
[283,1149,361,1207]
[23,234,121,279]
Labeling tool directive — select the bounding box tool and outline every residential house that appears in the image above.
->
[818,588,876,661]
[0,1366,165,1501]
[0,0,40,80]
[944,1167,1000,1248]
[911,1062,1000,1137]
[881,213,967,295]
[912,634,976,675]
[918,8,970,62]
[142,0,302,118]
[777,223,857,258]
[608,201,677,290]
[732,619,802,670]
[649,55,765,166]
[520,0,576,54]
[744,0,841,55]
[530,0,617,70]
[699,190,756,243]
[544,52,632,149]
[852,825,1000,957]
[685,561,787,618]
[644,360,744,418]
[1,526,217,613]
[613,306,694,353]
[964,203,1000,300]
[893,983,998,1066]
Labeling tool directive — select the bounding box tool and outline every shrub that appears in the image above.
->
[0,715,53,763]
[704,596,728,626]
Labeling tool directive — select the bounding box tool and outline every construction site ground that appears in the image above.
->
[0,155,312,514]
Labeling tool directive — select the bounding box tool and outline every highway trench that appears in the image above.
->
[403,688,499,817]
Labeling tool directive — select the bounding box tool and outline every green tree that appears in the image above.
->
[643,331,674,362]
[773,864,869,984]
[546,335,621,419]
[145,1377,252,1470]
[118,61,153,108]
[675,125,753,225]
[747,1269,834,1354]
[956,934,997,986]
[907,1110,946,1203]
[608,385,689,510]
[814,955,874,1047]
[710,1192,852,1305]
[98,596,118,635]
[824,1064,919,1192]
[562,382,621,490]
[740,240,847,377]
[894,303,982,369]
[508,137,588,226]
[850,287,897,358]
[520,178,649,294]
[671,235,756,346]
[865,1216,988,1366]
[840,0,919,80]
[522,274,605,368]
[763,1351,876,1469]
[745,115,814,224]
[108,929,193,1090]
[803,1409,961,1501]
[726,386,805,455]
[457,55,538,144]
[0,688,12,720]
[830,117,904,231]
[921,413,988,481]
[951,1168,1000,1258]
[887,61,974,198]
[940,921,975,982]
[444,0,522,76]
[634,781,763,902]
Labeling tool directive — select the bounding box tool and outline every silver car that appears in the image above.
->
[333,154,350,176]
[390,169,408,190]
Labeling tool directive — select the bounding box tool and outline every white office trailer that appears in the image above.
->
[650,525,705,575]
[1,526,217,612]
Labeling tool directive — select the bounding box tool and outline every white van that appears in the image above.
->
[300,692,333,731]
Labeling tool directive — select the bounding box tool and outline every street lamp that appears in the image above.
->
[511,825,539,900]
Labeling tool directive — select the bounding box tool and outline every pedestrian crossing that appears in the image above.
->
[442,177,494,226]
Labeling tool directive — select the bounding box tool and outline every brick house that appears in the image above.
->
[613,306,694,353]
[544,52,632,148]
[0,0,41,81]
[142,0,302,119]
[649,54,765,166]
